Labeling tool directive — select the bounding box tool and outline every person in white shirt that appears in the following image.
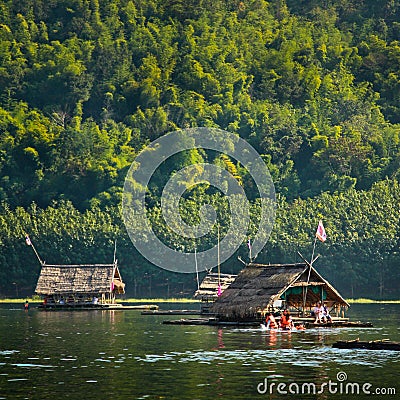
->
[314,302,325,323]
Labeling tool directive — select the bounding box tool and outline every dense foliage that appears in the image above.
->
[0,0,399,298]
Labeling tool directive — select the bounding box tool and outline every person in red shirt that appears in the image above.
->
[280,309,294,330]
[265,312,278,329]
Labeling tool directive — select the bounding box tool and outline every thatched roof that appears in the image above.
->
[194,273,237,301]
[35,263,125,296]
[210,263,349,320]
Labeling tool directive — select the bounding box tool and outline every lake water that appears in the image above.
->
[0,303,399,399]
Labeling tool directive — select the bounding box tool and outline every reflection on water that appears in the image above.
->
[0,304,399,399]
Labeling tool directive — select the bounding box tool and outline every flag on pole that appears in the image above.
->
[315,220,327,242]
[247,239,252,250]
[217,284,222,297]
[25,235,32,246]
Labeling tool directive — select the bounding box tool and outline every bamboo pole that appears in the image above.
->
[248,239,252,262]
[25,235,44,265]
[194,247,199,291]
[310,236,317,264]
[113,239,117,264]
[217,225,220,287]
[300,231,320,315]
[298,251,314,316]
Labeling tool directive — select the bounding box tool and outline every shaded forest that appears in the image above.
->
[0,0,399,298]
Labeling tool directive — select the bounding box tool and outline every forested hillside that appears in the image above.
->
[0,0,399,298]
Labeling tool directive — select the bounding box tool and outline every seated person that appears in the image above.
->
[310,304,318,318]
[314,302,325,323]
[323,303,332,322]
[265,312,278,329]
[280,309,295,330]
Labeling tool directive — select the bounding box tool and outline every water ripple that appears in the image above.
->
[0,350,19,356]
[11,363,56,368]
[137,347,400,368]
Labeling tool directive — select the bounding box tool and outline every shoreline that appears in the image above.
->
[1,298,400,304]
[0,297,200,304]
[346,298,400,304]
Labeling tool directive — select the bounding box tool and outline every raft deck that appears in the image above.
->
[38,303,159,311]
[163,318,261,326]
[163,318,373,327]
[141,310,202,316]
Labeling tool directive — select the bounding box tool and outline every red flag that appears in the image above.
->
[316,221,327,242]
[217,284,222,297]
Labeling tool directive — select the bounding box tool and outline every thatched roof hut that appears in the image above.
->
[35,262,125,304]
[210,263,349,320]
[194,272,237,301]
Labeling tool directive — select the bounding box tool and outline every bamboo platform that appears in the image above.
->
[304,321,373,328]
[163,318,373,327]
[163,318,261,326]
[333,339,400,351]
[292,316,349,323]
[141,310,202,315]
[38,303,159,311]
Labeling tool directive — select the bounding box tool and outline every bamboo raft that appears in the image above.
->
[163,318,373,327]
[303,320,373,328]
[38,303,159,311]
[333,339,400,351]
[141,310,201,315]
[163,318,261,326]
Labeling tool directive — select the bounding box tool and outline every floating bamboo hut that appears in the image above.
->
[194,272,237,313]
[26,235,126,308]
[210,262,349,321]
[35,262,125,308]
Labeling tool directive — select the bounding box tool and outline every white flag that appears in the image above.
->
[315,221,327,242]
